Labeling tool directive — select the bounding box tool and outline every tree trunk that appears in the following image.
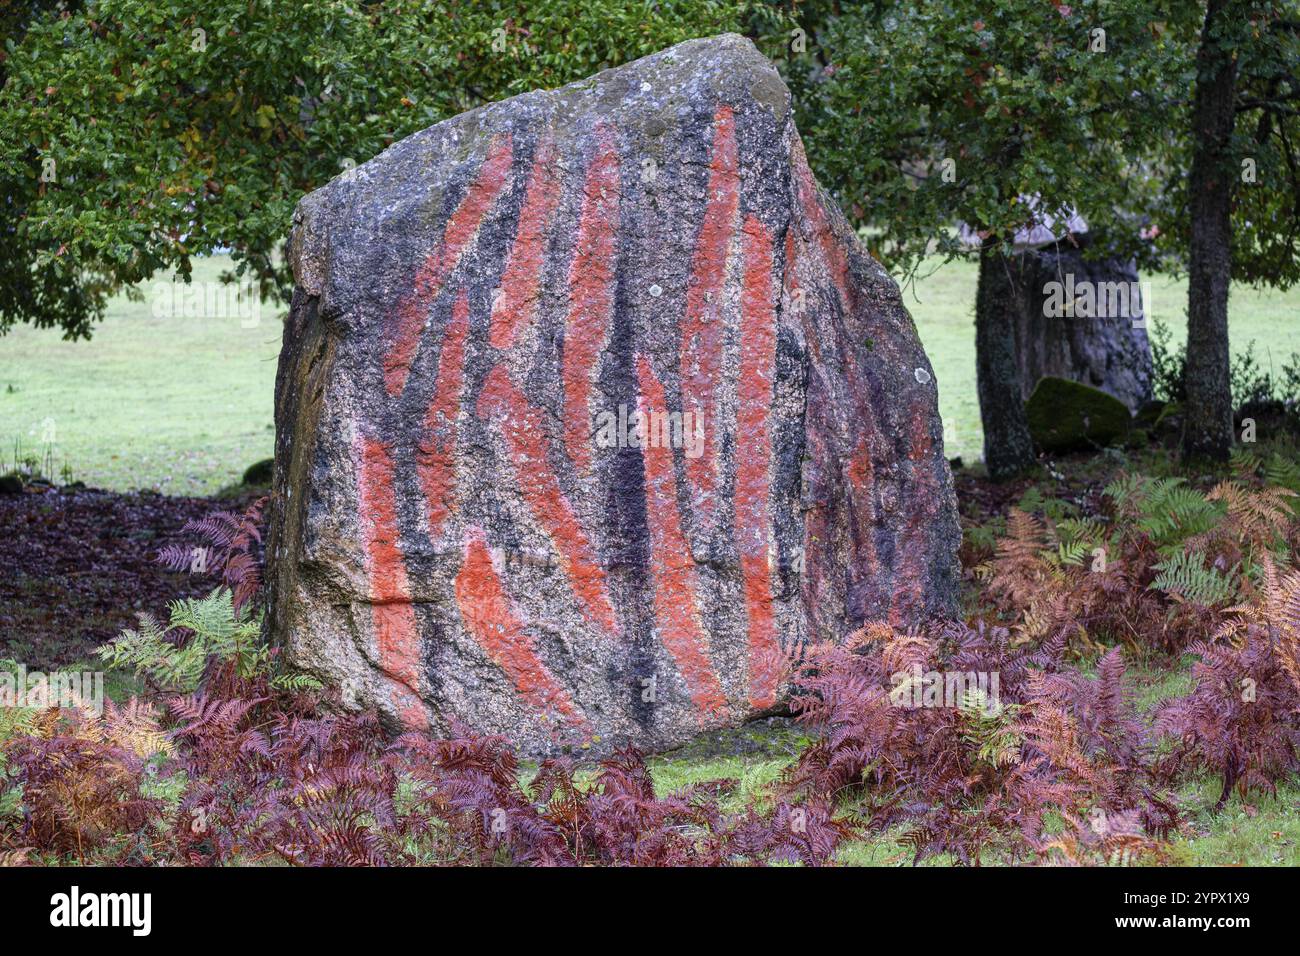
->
[1183,0,1239,462]
[975,245,1036,480]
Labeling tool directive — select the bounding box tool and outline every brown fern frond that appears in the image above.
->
[1208,480,1298,548]
[101,699,173,759]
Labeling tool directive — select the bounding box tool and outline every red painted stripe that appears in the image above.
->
[680,105,740,530]
[562,125,620,475]
[476,365,619,637]
[355,434,427,729]
[846,431,882,595]
[417,289,469,543]
[384,134,514,397]
[490,138,563,351]
[735,216,784,709]
[840,366,891,623]
[792,139,854,315]
[636,356,729,720]
[455,531,587,728]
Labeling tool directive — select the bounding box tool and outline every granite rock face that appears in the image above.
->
[266,34,960,755]
[1014,242,1154,412]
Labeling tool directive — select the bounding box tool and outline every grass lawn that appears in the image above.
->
[1,256,282,497]
[4,254,1299,494]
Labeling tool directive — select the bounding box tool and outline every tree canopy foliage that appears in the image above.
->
[0,0,769,337]
[783,0,1296,290]
[1171,1,1300,289]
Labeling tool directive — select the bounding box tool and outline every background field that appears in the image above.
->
[0,256,281,496]
[3,254,1299,496]
[900,260,1300,465]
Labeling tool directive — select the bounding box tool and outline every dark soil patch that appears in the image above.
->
[0,487,219,669]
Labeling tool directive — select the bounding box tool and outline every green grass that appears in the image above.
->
[649,754,791,814]
[1173,778,1300,866]
[1,256,282,497]
[4,254,1300,493]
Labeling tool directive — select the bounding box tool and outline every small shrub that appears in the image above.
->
[1150,317,1300,421]
[241,458,274,486]
[1155,557,1300,809]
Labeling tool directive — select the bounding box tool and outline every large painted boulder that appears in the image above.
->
[266,34,960,755]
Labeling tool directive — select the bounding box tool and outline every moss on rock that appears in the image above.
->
[1026,376,1131,453]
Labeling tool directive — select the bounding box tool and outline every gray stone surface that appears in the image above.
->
[1015,242,1154,412]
